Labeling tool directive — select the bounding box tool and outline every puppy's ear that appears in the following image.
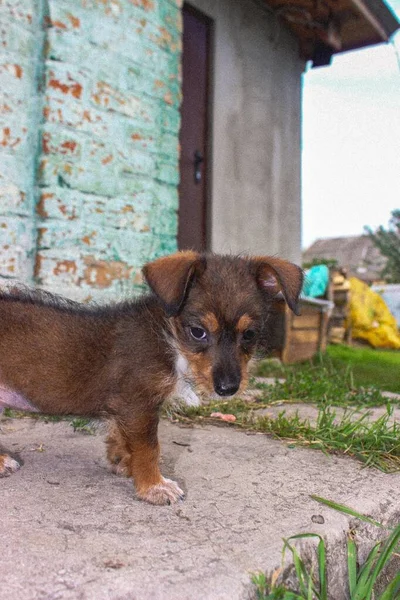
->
[251,256,304,315]
[143,251,206,316]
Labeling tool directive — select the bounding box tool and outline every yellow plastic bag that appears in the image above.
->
[348,277,400,349]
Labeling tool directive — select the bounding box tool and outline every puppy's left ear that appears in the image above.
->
[251,256,304,315]
[143,251,206,316]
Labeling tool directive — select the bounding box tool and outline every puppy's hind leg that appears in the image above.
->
[106,419,131,477]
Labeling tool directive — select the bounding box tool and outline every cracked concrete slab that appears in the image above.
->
[1,415,400,600]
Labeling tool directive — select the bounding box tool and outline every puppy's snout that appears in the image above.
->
[214,375,241,397]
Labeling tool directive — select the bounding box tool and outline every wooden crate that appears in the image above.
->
[328,271,352,344]
[267,297,333,364]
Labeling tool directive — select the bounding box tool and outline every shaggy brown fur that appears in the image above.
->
[0,252,303,504]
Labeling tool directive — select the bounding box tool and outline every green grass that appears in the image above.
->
[3,408,94,434]
[325,345,400,394]
[254,359,388,408]
[256,346,400,394]
[3,407,63,422]
[70,417,96,434]
[252,497,400,600]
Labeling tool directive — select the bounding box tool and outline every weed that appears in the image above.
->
[2,408,95,434]
[2,408,63,422]
[70,418,96,434]
[252,497,400,600]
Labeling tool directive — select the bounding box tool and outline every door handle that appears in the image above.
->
[193,150,204,184]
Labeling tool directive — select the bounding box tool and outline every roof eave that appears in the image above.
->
[263,0,399,67]
[360,0,400,37]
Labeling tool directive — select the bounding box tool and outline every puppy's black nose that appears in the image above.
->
[215,381,240,397]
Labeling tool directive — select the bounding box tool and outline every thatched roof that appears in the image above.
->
[302,235,387,282]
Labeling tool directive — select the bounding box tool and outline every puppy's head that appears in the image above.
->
[143,252,303,397]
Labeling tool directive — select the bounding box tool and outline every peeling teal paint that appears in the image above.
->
[0,0,182,300]
[0,0,46,282]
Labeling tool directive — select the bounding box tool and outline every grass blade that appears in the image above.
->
[311,495,383,528]
[252,573,267,599]
[378,571,400,600]
[284,534,323,598]
[307,568,314,600]
[353,543,381,600]
[251,572,306,599]
[364,523,400,600]
[347,537,358,597]
[275,593,305,600]
[290,544,309,597]
[317,537,327,600]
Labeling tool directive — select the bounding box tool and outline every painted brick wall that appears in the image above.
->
[38,0,182,301]
[1,0,182,301]
[0,0,45,282]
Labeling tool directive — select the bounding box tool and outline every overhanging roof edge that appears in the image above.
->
[360,0,400,37]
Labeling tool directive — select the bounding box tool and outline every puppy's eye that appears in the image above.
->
[242,329,256,342]
[190,327,208,341]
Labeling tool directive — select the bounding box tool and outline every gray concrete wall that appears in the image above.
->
[188,0,305,264]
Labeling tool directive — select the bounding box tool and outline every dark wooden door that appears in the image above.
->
[178,4,211,252]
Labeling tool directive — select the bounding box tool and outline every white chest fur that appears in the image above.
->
[171,352,201,407]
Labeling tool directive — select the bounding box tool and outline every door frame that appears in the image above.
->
[179,2,214,251]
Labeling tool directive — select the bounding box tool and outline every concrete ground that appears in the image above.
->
[1,413,400,600]
[248,377,400,425]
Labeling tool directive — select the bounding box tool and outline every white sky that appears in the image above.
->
[302,0,400,249]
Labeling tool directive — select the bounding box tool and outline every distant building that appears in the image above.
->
[302,236,387,283]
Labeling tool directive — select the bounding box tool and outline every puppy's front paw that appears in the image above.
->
[137,477,185,505]
[0,454,21,477]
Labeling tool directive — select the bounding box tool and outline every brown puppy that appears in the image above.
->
[0,252,303,504]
